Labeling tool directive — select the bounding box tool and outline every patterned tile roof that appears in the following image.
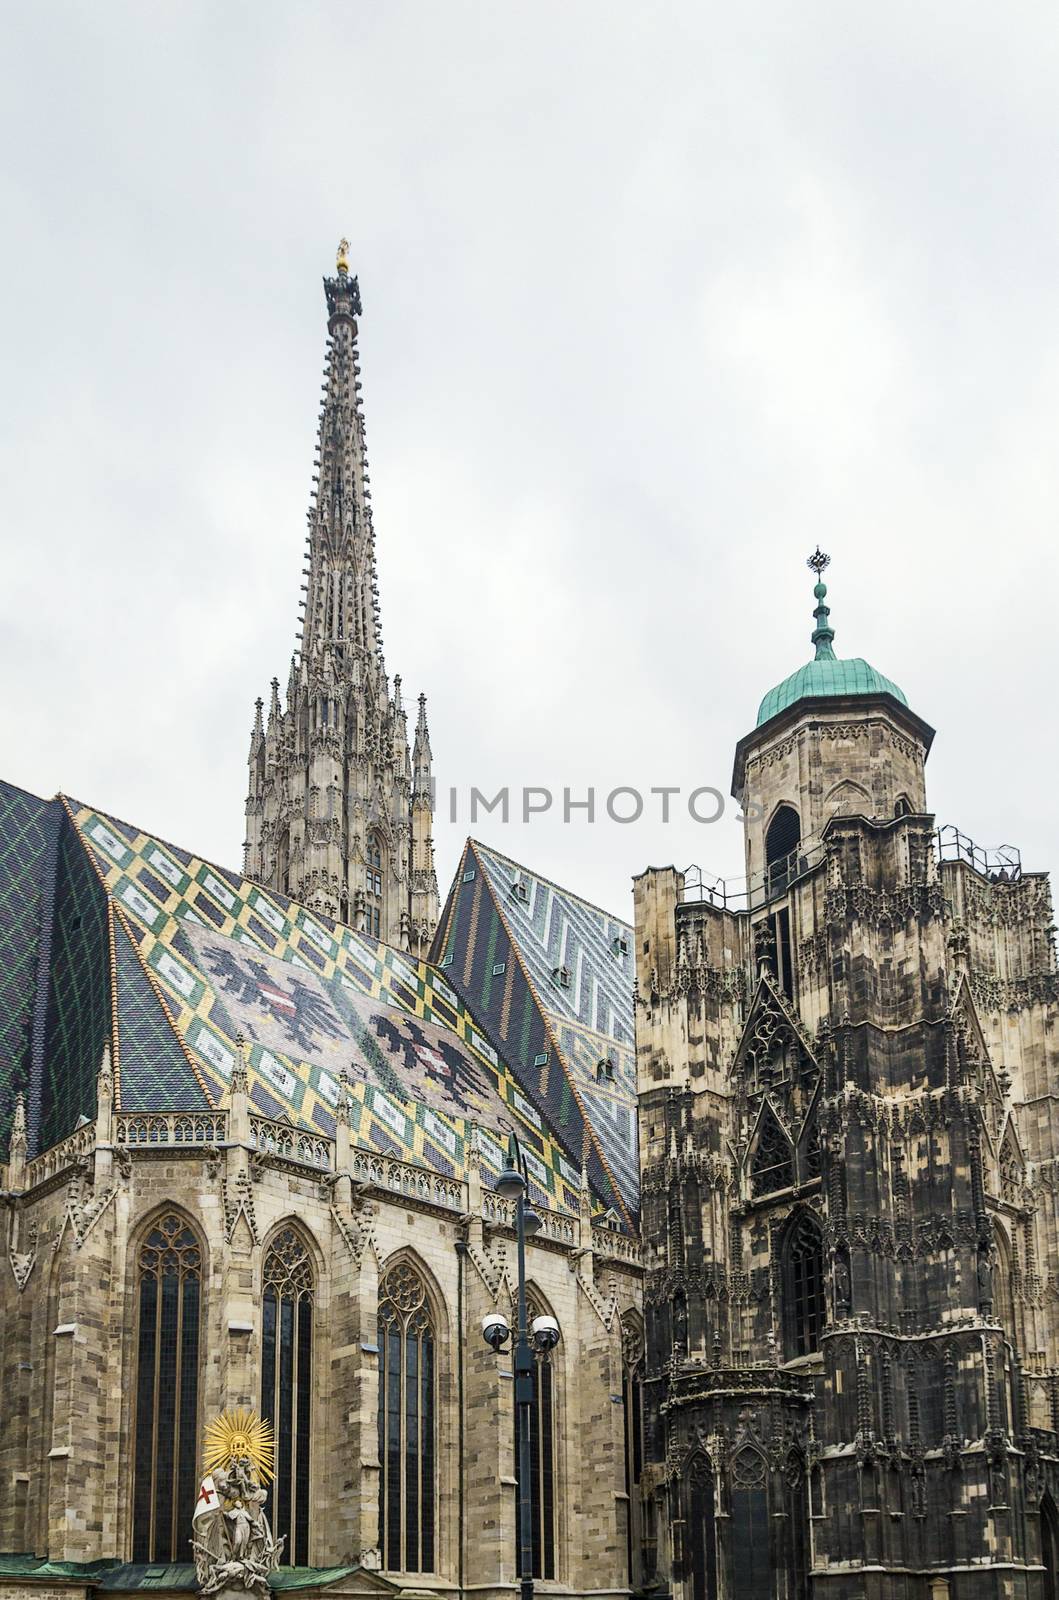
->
[0,780,57,1148]
[0,791,588,1214]
[430,839,639,1221]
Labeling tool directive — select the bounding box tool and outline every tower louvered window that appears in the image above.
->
[765,804,801,895]
[132,1214,202,1562]
[378,1261,436,1573]
[262,1228,314,1565]
[783,1211,826,1358]
[514,1294,557,1580]
[366,833,384,939]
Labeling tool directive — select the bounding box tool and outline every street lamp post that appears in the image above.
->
[481,1132,560,1600]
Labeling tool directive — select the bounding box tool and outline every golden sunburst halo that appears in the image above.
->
[203,1408,275,1483]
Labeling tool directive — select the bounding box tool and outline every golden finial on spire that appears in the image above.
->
[336,237,350,276]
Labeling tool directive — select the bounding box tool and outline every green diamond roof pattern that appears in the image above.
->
[51,793,597,1216]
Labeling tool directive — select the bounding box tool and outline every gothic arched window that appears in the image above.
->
[1043,1493,1059,1600]
[366,833,384,939]
[751,1107,793,1196]
[515,1293,557,1580]
[993,1223,1017,1354]
[378,1260,436,1573]
[784,1451,810,1600]
[620,1312,645,1588]
[728,1447,770,1600]
[765,804,801,890]
[684,1454,718,1600]
[132,1213,202,1562]
[262,1227,314,1566]
[782,1210,826,1359]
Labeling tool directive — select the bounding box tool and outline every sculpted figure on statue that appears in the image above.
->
[192,1411,283,1596]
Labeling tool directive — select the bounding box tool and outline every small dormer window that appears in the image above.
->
[492,961,506,976]
[596,1057,616,1083]
[553,965,571,990]
[511,879,528,903]
[533,1051,550,1067]
[612,935,629,957]
[462,868,476,883]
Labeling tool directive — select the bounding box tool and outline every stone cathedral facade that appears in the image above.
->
[244,242,439,957]
[634,558,1059,1598]
[3,252,1059,1600]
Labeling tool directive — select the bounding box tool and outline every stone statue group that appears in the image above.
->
[192,1454,284,1596]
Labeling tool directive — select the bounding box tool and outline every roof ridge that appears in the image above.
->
[468,835,633,930]
[469,840,635,1231]
[61,793,217,1112]
[63,790,417,961]
[429,840,467,965]
[105,899,122,1111]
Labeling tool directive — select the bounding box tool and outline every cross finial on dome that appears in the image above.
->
[806,548,836,660]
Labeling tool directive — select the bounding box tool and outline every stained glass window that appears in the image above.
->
[262,1227,314,1566]
[378,1260,435,1573]
[514,1294,557,1580]
[132,1213,202,1562]
[783,1210,826,1358]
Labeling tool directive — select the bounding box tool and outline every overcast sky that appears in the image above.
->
[2,2,1058,921]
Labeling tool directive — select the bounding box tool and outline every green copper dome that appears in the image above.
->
[756,553,908,728]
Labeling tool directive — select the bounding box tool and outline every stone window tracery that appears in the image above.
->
[684,1453,718,1600]
[379,1260,436,1573]
[751,1107,793,1196]
[728,1448,769,1599]
[262,1226,314,1566]
[132,1213,202,1563]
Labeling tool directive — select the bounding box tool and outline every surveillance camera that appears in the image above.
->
[531,1314,560,1351]
[482,1312,511,1352]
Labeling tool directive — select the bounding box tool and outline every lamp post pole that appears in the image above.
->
[482,1133,559,1600]
[512,1138,536,1600]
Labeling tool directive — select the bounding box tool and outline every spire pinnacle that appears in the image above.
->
[336,237,350,276]
[806,547,835,661]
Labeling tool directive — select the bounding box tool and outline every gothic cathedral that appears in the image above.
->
[243,241,439,955]
[3,251,1059,1600]
[635,554,1059,1598]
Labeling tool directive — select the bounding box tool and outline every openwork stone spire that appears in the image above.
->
[244,244,439,953]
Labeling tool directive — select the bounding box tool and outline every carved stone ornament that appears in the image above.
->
[193,1411,283,1597]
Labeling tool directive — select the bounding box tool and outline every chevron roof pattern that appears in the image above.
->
[431,839,639,1219]
[0,779,606,1218]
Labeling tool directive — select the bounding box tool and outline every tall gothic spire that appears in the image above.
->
[244,244,439,952]
[299,243,383,665]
